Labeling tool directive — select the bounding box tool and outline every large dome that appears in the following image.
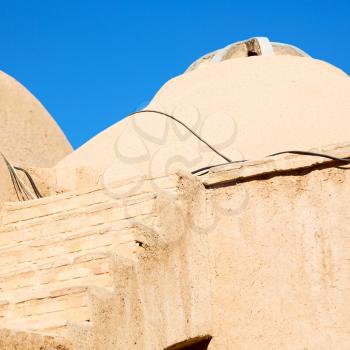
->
[56,52,350,184]
[0,71,72,167]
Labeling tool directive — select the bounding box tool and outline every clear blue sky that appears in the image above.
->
[1,0,349,148]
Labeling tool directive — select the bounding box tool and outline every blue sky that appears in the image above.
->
[1,0,349,148]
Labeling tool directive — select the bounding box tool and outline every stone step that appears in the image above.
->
[0,328,73,350]
[0,285,114,337]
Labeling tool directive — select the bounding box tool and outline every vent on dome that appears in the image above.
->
[186,36,310,72]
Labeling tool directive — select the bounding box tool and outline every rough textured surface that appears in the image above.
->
[0,174,178,336]
[0,329,72,350]
[0,71,72,167]
[2,147,350,349]
[205,162,350,349]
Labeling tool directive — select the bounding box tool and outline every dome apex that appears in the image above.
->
[186,37,310,72]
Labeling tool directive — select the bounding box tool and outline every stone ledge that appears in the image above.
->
[202,142,350,187]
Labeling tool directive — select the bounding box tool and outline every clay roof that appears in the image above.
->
[56,55,350,185]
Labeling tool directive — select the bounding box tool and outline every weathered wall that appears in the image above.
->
[71,173,212,350]
[0,174,177,336]
[71,147,350,350]
[1,146,350,349]
[205,164,350,349]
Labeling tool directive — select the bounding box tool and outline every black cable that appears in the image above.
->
[14,167,42,198]
[8,165,21,201]
[125,109,233,163]
[191,160,247,174]
[1,153,42,200]
[191,150,350,175]
[267,150,350,163]
[130,110,350,175]
[4,108,350,198]
[1,154,23,200]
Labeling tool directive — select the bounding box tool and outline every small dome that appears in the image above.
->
[0,71,72,167]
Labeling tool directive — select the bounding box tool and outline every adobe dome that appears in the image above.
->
[56,48,350,185]
[0,71,72,167]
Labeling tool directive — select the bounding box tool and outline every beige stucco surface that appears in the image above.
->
[1,146,350,349]
[56,56,350,186]
[206,164,350,349]
[0,71,72,167]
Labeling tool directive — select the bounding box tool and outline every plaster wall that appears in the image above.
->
[0,174,177,335]
[2,148,350,349]
[206,165,350,349]
[80,156,350,350]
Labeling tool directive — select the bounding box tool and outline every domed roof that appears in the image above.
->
[56,52,350,185]
[0,71,72,167]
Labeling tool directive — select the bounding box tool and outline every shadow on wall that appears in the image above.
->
[164,336,212,350]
